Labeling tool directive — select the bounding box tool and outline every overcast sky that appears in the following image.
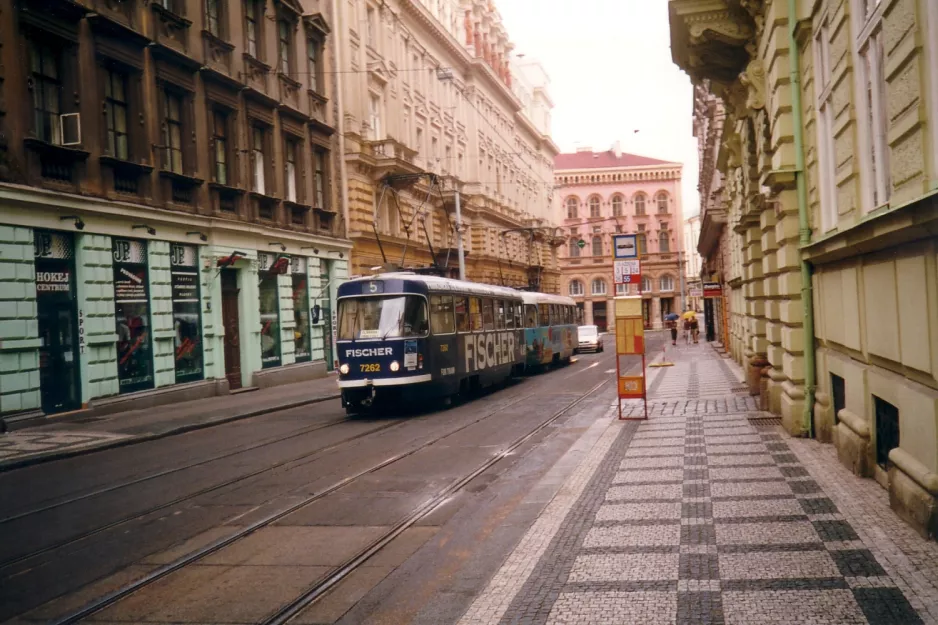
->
[498,0,700,216]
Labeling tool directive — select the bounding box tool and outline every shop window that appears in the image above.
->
[258,257,282,368]
[874,395,899,470]
[170,244,204,383]
[430,294,455,334]
[292,257,311,363]
[454,296,470,332]
[831,373,845,425]
[112,239,154,393]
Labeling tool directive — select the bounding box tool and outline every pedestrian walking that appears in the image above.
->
[665,312,680,346]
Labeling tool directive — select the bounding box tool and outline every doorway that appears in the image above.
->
[221,270,242,390]
[34,230,80,414]
[593,301,607,332]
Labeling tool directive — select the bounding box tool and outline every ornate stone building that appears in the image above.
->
[671,0,938,538]
[335,0,561,292]
[554,146,685,331]
[0,0,350,428]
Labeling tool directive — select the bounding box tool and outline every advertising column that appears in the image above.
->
[170,243,204,383]
[112,238,154,393]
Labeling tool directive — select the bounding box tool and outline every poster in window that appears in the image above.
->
[259,272,281,368]
[113,238,154,393]
[292,264,311,363]
[171,244,204,383]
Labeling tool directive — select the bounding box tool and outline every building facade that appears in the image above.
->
[335,0,561,292]
[554,146,685,331]
[0,0,350,427]
[682,213,703,312]
[671,0,938,538]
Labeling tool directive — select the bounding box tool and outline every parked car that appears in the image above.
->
[576,325,603,353]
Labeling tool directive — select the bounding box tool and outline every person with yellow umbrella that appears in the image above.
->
[681,309,699,344]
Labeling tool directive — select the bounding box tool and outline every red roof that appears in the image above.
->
[554,150,676,170]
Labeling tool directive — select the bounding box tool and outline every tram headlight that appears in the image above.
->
[339,363,350,375]
[390,361,400,372]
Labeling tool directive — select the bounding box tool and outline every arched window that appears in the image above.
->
[611,195,623,217]
[591,235,603,256]
[569,279,584,296]
[634,193,646,216]
[568,238,580,257]
[658,230,670,252]
[656,192,669,213]
[659,275,674,291]
[591,278,607,295]
[566,197,578,219]
[589,196,601,218]
[641,276,651,293]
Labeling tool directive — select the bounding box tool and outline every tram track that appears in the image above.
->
[46,368,612,625]
[0,414,410,572]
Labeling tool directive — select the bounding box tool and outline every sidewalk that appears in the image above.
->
[459,341,938,625]
[0,375,340,471]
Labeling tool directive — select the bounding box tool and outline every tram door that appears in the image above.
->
[320,269,333,371]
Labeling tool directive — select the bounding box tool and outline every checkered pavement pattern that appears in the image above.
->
[0,431,129,461]
[481,345,930,625]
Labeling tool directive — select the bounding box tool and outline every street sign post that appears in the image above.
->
[611,233,648,421]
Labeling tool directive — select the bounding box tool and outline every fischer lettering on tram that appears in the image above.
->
[463,332,516,372]
[345,347,394,358]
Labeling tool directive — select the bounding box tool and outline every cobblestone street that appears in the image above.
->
[459,343,938,625]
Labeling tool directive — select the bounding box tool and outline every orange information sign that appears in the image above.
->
[615,317,645,355]
[618,376,644,399]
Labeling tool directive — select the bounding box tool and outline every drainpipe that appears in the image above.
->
[787,0,817,437]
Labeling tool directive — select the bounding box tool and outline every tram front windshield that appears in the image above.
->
[338,295,428,340]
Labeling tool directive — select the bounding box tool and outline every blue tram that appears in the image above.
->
[336,273,525,413]
[521,292,577,369]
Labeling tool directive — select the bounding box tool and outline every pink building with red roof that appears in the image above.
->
[554,144,686,330]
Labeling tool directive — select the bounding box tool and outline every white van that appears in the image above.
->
[576,325,603,353]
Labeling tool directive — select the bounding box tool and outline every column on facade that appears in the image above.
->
[584,299,594,326]
[773,187,806,431]
[651,297,662,330]
[742,223,769,396]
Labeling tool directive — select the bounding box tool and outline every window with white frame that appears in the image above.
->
[591,278,607,296]
[815,13,838,231]
[566,196,578,219]
[634,193,646,215]
[369,93,382,140]
[568,238,580,257]
[659,275,674,291]
[658,229,670,252]
[615,283,628,295]
[591,235,602,256]
[569,279,584,296]
[656,192,669,213]
[641,276,651,292]
[589,196,601,217]
[612,194,623,216]
[853,0,890,209]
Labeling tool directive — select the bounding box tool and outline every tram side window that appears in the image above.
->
[505,301,514,329]
[564,306,571,324]
[514,302,523,329]
[429,294,455,335]
[496,300,506,330]
[455,296,470,333]
[524,304,537,328]
[538,304,549,327]
[469,297,482,331]
[482,298,495,331]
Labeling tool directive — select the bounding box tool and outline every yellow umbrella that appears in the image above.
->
[681,310,697,321]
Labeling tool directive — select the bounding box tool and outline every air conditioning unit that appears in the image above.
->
[60,113,81,146]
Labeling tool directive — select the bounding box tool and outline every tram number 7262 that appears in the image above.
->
[359,363,381,373]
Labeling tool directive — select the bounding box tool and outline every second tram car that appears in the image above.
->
[521,292,577,369]
[336,273,525,413]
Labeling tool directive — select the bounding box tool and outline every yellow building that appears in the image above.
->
[671,0,938,538]
[333,1,561,292]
